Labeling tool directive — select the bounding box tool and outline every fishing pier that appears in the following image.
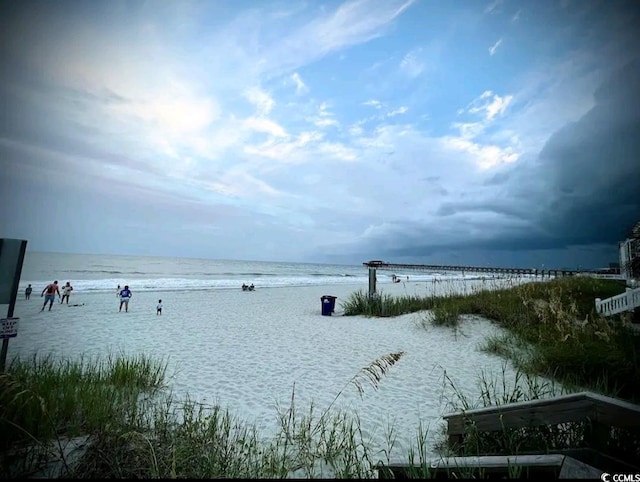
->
[362,260,603,296]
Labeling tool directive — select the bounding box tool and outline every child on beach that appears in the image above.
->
[25,284,32,300]
[60,281,73,304]
[157,299,162,315]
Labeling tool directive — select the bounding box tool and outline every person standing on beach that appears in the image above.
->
[119,285,132,312]
[60,281,73,304]
[25,284,32,300]
[116,285,121,297]
[157,299,162,315]
[41,281,60,311]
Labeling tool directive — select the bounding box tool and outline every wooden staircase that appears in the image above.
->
[377,391,640,479]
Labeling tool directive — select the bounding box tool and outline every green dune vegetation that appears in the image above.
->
[343,276,639,402]
[2,276,639,478]
[342,276,640,476]
[1,351,415,478]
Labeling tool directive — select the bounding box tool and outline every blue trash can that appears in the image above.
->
[321,295,337,316]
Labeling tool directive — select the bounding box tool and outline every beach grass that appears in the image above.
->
[344,277,640,402]
[0,353,167,477]
[342,289,435,317]
[342,276,525,319]
[3,349,637,478]
[0,351,411,478]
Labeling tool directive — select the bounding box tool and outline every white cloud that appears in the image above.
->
[244,87,276,115]
[451,122,485,139]
[352,125,396,149]
[387,106,408,117]
[298,131,325,145]
[318,102,332,116]
[243,117,288,137]
[309,101,340,128]
[244,128,357,167]
[347,115,379,137]
[116,94,219,135]
[400,49,424,78]
[262,0,418,75]
[485,95,513,120]
[467,90,513,121]
[243,131,324,163]
[318,142,358,161]
[445,90,519,169]
[315,118,340,128]
[441,136,519,170]
[349,124,365,136]
[363,99,383,109]
[484,0,503,14]
[206,169,284,198]
[290,72,309,94]
[489,38,503,56]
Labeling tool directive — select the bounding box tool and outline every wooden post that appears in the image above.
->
[448,433,465,455]
[584,420,609,452]
[368,267,377,296]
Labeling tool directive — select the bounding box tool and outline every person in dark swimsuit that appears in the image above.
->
[119,285,132,312]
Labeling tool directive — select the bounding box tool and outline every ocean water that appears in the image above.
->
[18,251,470,293]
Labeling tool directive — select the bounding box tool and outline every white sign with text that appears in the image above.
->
[0,317,19,339]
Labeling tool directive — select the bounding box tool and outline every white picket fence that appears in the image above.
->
[595,287,640,317]
[591,273,626,280]
[577,272,626,280]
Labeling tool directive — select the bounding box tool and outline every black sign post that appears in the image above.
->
[0,239,28,371]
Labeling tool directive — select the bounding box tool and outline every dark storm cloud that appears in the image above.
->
[532,58,640,246]
[435,201,529,220]
[360,58,640,267]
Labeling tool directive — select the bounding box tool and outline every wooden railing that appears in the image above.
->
[442,391,640,450]
[377,453,604,479]
[595,287,640,317]
[376,392,640,478]
[363,261,579,277]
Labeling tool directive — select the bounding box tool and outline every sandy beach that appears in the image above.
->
[4,278,526,459]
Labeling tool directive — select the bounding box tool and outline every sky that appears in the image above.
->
[1,0,639,269]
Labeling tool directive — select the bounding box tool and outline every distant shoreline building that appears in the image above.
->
[619,232,639,283]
